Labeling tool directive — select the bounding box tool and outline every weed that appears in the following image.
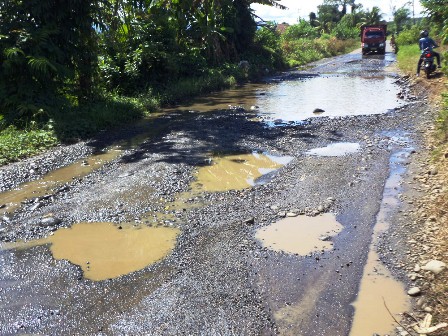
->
[0,124,58,165]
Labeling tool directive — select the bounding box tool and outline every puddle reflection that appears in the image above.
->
[192,152,292,192]
[257,76,403,122]
[306,142,360,157]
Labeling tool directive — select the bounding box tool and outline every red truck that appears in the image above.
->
[361,24,387,55]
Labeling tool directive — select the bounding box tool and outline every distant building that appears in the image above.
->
[276,23,290,34]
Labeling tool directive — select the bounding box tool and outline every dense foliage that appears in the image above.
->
[0,0,284,125]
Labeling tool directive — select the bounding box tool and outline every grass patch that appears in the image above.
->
[0,123,58,165]
[436,93,448,140]
[158,68,240,105]
[395,44,421,74]
[51,94,150,142]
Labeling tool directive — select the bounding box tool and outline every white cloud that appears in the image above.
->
[251,0,424,24]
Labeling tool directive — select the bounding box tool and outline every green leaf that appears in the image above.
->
[4,47,25,59]
[27,57,57,74]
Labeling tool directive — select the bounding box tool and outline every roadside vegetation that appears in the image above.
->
[394,0,448,330]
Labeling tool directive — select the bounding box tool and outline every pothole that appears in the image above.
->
[7,222,179,281]
[349,136,412,335]
[192,152,292,192]
[0,150,122,216]
[349,249,410,335]
[255,213,343,255]
[306,142,360,157]
[256,75,403,122]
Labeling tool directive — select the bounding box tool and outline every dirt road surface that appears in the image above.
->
[0,47,433,335]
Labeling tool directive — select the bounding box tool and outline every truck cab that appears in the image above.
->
[361,24,387,55]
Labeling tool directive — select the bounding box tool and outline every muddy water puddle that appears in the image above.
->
[255,213,343,255]
[163,84,260,113]
[0,150,122,215]
[306,142,360,157]
[7,222,179,281]
[0,114,174,216]
[350,138,412,335]
[350,249,409,335]
[192,152,292,192]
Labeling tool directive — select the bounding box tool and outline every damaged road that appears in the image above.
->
[0,48,434,335]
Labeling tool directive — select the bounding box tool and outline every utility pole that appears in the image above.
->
[413,0,415,24]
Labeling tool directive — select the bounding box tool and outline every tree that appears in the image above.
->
[317,4,341,33]
[392,6,411,33]
[362,6,383,25]
[420,0,448,42]
[309,12,320,28]
[0,0,102,120]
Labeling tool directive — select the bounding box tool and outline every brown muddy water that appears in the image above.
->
[192,152,292,192]
[0,115,174,217]
[7,222,179,281]
[255,213,343,255]
[0,150,122,215]
[349,145,412,335]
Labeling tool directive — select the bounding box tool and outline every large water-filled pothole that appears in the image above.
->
[255,213,343,255]
[192,152,292,192]
[9,222,179,281]
[349,249,410,335]
[256,75,403,122]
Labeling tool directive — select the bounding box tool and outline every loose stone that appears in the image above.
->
[39,216,62,227]
[407,287,421,296]
[421,260,446,274]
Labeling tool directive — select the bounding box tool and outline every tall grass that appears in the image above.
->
[282,37,358,67]
[396,44,421,74]
[158,68,239,105]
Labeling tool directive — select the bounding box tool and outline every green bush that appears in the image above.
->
[282,20,319,40]
[332,15,359,40]
[396,25,422,46]
[282,37,357,67]
[255,26,281,53]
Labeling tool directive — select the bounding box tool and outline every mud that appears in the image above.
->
[0,149,122,216]
[255,213,343,255]
[8,222,179,281]
[0,44,431,335]
[192,152,291,192]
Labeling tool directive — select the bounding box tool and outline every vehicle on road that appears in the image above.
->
[420,47,438,78]
[361,24,387,55]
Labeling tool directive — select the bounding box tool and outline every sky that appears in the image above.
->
[251,0,424,24]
